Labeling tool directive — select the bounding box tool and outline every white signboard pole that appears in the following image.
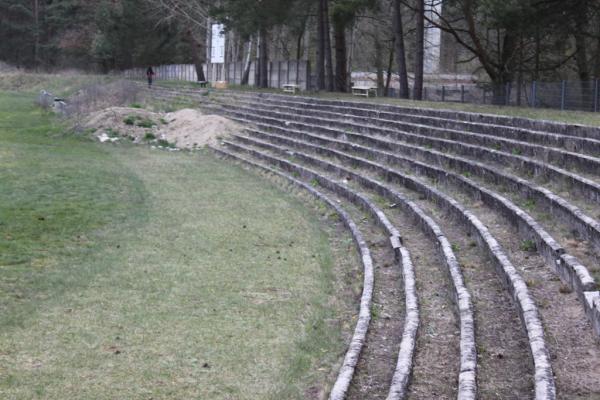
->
[211,24,225,64]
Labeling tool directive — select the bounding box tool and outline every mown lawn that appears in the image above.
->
[0,91,350,399]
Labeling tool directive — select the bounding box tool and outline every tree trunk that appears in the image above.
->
[316,0,326,90]
[33,0,40,70]
[294,14,308,61]
[413,0,424,100]
[492,32,517,105]
[385,40,395,97]
[573,1,592,106]
[392,0,409,98]
[594,30,600,78]
[534,30,540,80]
[258,27,269,88]
[375,33,384,94]
[241,37,253,85]
[296,28,304,61]
[516,37,523,106]
[347,21,356,90]
[334,20,347,92]
[574,0,590,82]
[323,0,334,91]
[186,29,206,82]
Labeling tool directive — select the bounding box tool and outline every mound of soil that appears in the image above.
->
[83,107,241,149]
[163,110,240,147]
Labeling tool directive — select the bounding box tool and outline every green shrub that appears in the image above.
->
[123,116,135,125]
[520,239,536,252]
[157,139,175,148]
[144,132,156,140]
[370,304,379,320]
[106,128,120,138]
[523,199,536,210]
[136,118,155,128]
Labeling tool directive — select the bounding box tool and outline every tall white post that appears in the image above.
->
[424,0,442,74]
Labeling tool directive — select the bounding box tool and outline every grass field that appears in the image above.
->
[0,72,114,96]
[0,91,354,399]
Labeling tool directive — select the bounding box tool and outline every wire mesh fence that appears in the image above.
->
[123,62,600,113]
[385,80,600,112]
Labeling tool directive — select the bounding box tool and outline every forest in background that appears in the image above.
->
[2,0,600,99]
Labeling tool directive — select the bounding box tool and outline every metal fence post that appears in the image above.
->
[531,81,537,108]
[461,85,465,103]
[442,85,446,102]
[505,82,511,106]
[482,88,486,104]
[560,80,566,110]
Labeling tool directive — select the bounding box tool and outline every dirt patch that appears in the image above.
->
[83,107,241,149]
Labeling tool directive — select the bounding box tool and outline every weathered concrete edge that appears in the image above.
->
[226,137,477,399]
[205,102,600,204]
[146,83,600,141]
[215,87,600,140]
[231,134,556,399]
[241,125,599,318]
[200,97,600,255]
[149,89,600,201]
[214,95,600,176]
[215,91,600,154]
[386,246,420,400]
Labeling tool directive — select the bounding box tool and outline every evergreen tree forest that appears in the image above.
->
[2,0,600,95]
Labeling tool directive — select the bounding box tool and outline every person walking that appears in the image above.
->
[146,66,155,88]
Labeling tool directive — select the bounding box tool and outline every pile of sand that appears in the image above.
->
[83,107,241,149]
[162,109,240,147]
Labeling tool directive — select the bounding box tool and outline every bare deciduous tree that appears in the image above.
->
[145,0,210,81]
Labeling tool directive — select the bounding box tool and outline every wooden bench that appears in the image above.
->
[282,83,300,94]
[352,86,378,98]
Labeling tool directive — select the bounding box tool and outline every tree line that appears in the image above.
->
[2,0,600,100]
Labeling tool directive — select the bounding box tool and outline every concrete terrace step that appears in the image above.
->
[194,99,600,206]
[235,127,597,298]
[152,89,600,261]
[205,97,600,178]
[205,89,600,156]
[217,89,600,140]
[221,136,556,399]
[147,83,600,141]
[213,142,471,399]
[139,83,600,398]
[231,125,600,338]
[219,139,480,399]
[225,111,600,257]
[227,95,600,167]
